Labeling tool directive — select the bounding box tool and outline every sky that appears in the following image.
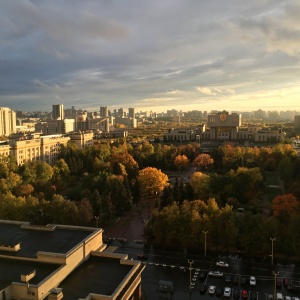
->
[1,0,300,114]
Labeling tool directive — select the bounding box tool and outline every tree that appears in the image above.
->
[272,194,299,219]
[189,172,210,199]
[174,155,189,173]
[138,167,169,195]
[193,154,214,171]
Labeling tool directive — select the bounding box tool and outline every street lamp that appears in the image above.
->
[188,260,193,300]
[203,231,208,257]
[273,271,279,300]
[270,238,276,265]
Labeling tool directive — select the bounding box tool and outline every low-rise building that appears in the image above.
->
[0,219,144,300]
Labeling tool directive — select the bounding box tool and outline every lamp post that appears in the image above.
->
[270,238,276,265]
[203,231,208,257]
[273,271,279,300]
[188,260,193,299]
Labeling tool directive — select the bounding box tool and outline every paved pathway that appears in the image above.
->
[102,195,157,242]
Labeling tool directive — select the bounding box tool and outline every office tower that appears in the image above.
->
[128,107,135,119]
[100,106,108,117]
[0,107,16,136]
[118,108,124,117]
[52,104,64,120]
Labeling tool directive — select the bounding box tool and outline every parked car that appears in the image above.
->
[250,276,256,286]
[199,284,206,295]
[233,289,240,299]
[233,275,239,285]
[216,286,223,297]
[225,274,231,283]
[208,285,216,295]
[241,277,247,285]
[267,295,274,300]
[292,298,300,300]
[216,261,229,267]
[224,287,231,297]
[283,278,290,288]
[284,297,291,300]
[276,278,282,288]
[208,271,224,277]
[199,272,207,281]
[251,292,257,300]
[242,290,248,299]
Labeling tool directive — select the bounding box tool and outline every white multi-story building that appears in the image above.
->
[0,141,10,162]
[0,107,16,136]
[69,131,94,150]
[9,134,70,165]
[40,134,70,165]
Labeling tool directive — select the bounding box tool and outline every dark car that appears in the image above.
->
[199,272,207,281]
[283,278,290,288]
[241,276,247,285]
[276,278,282,288]
[199,284,207,295]
[233,289,240,299]
[216,287,223,297]
[233,275,239,285]
[251,291,257,300]
[225,274,231,283]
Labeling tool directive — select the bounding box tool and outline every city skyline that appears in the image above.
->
[1,1,300,113]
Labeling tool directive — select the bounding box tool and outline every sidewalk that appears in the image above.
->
[102,195,157,242]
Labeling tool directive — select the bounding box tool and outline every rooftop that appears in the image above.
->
[0,222,96,258]
[0,257,60,290]
[60,256,135,300]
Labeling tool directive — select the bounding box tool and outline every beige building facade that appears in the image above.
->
[0,107,16,137]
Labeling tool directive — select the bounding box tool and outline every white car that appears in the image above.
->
[224,287,231,297]
[284,297,291,300]
[292,298,300,300]
[216,261,229,267]
[208,285,216,295]
[208,271,224,277]
[250,276,256,286]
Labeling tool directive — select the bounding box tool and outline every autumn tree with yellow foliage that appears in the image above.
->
[138,167,168,195]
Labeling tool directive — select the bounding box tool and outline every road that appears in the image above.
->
[107,240,300,300]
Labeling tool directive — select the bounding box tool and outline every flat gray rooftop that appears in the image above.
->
[60,256,135,300]
[0,257,60,290]
[0,222,95,258]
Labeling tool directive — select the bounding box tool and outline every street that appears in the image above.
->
[108,240,300,299]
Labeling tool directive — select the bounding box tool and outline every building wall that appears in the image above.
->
[69,132,94,150]
[0,107,16,136]
[295,115,300,129]
[52,104,64,120]
[9,139,41,165]
[40,135,70,165]
[0,143,10,162]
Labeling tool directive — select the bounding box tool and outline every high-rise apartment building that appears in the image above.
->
[295,115,300,129]
[100,106,108,117]
[0,107,16,136]
[128,107,135,119]
[52,104,64,120]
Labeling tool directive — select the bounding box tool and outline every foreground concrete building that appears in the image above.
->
[0,220,145,300]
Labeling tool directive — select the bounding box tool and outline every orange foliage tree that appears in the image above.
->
[193,154,214,171]
[272,193,299,218]
[138,167,169,195]
[174,155,189,172]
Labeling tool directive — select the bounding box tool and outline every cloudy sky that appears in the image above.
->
[1,0,300,113]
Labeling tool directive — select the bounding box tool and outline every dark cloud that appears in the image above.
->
[0,0,299,112]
